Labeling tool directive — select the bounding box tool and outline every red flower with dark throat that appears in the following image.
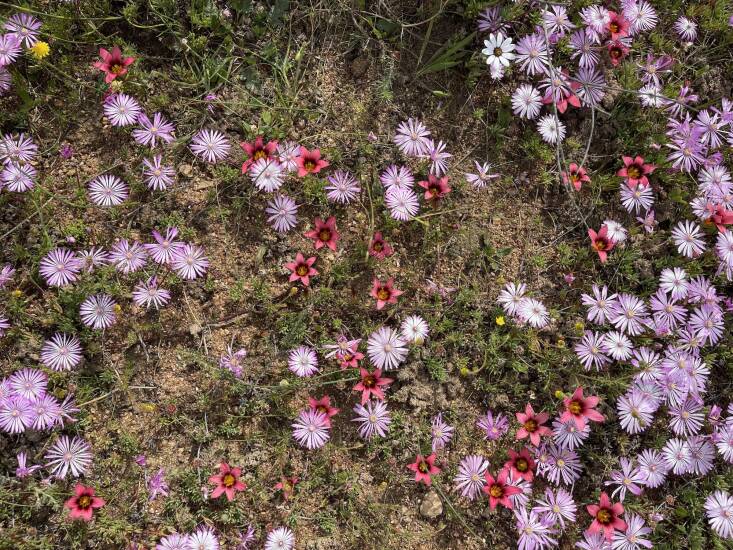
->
[562,163,590,191]
[418,175,451,202]
[607,40,630,66]
[482,468,521,510]
[504,448,536,482]
[305,216,340,251]
[93,47,135,83]
[561,386,605,430]
[607,11,630,40]
[369,232,394,260]
[308,395,340,426]
[586,492,627,540]
[209,462,246,501]
[353,368,393,404]
[285,253,318,286]
[617,156,655,188]
[588,225,616,263]
[64,484,105,521]
[295,147,329,177]
[407,453,440,485]
[240,136,278,173]
[370,277,403,309]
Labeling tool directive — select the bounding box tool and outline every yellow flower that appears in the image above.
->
[495,315,505,326]
[554,390,565,399]
[556,338,566,348]
[11,289,22,298]
[30,41,50,60]
[113,303,122,314]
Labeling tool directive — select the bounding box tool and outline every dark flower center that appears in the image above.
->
[222,473,236,488]
[609,47,622,59]
[296,264,308,276]
[372,241,383,252]
[363,375,376,388]
[316,405,328,414]
[253,150,267,161]
[597,508,613,525]
[524,419,538,433]
[627,165,642,179]
[609,22,619,33]
[110,63,125,74]
[493,47,503,57]
[489,485,504,498]
[78,495,92,509]
[304,160,316,171]
[376,288,391,301]
[318,229,332,242]
[515,458,529,472]
[417,461,429,473]
[568,400,583,415]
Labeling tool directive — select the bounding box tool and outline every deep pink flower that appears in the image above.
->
[482,467,521,510]
[284,253,318,286]
[295,147,329,176]
[607,40,630,66]
[240,136,278,173]
[709,204,733,232]
[407,453,440,485]
[562,163,590,191]
[308,396,340,427]
[607,11,630,39]
[561,386,605,430]
[304,216,340,251]
[64,484,105,521]
[588,225,616,263]
[586,492,626,540]
[370,277,403,310]
[504,448,536,482]
[617,156,655,188]
[418,175,451,201]
[336,341,364,369]
[93,47,135,83]
[515,404,551,446]
[353,368,393,404]
[208,462,246,501]
[274,476,299,500]
[369,232,394,260]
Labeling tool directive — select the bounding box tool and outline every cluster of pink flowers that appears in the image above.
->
[0,13,43,96]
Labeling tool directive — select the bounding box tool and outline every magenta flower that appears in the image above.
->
[209,462,246,501]
[133,112,175,147]
[561,387,605,429]
[407,453,440,485]
[170,244,209,280]
[352,368,393,404]
[370,277,403,310]
[65,484,105,521]
[132,277,171,310]
[515,403,551,446]
[586,492,626,541]
[295,147,329,177]
[284,253,317,286]
[93,46,135,83]
[477,409,509,440]
[304,216,340,251]
[483,467,521,509]
[39,248,82,287]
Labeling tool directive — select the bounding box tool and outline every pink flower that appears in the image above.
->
[515,403,551,446]
[240,136,278,173]
[607,11,630,39]
[284,253,318,286]
[274,476,299,500]
[308,396,340,427]
[586,492,626,540]
[407,453,440,485]
[588,225,616,263]
[304,216,340,251]
[562,163,590,191]
[369,232,394,260]
[561,386,605,430]
[353,368,393,404]
[336,342,364,369]
[93,47,135,83]
[504,448,536,482]
[417,175,451,202]
[617,156,655,188]
[482,468,521,510]
[295,147,329,177]
[370,277,403,310]
[208,462,246,501]
[607,40,630,66]
[64,484,105,521]
[709,204,733,232]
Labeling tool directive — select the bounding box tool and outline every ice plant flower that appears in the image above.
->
[617,156,655,188]
[292,409,330,449]
[504,448,536,482]
[515,404,551,446]
[41,333,83,372]
[45,435,92,479]
[304,216,340,251]
[15,451,41,478]
[586,492,626,541]
[170,244,209,280]
[142,155,175,190]
[430,413,454,451]
[79,294,117,329]
[407,453,440,485]
[295,147,329,176]
[103,94,141,127]
[353,368,393,404]
[477,410,510,440]
[284,253,317,286]
[588,225,616,263]
[190,129,230,163]
[370,277,403,310]
[562,163,590,191]
[240,136,278,173]
[366,327,408,370]
[325,170,361,203]
[454,455,489,501]
[39,248,82,287]
[393,118,431,157]
[483,468,521,510]
[400,315,429,345]
[133,112,175,147]
[250,158,284,192]
[266,195,299,233]
[209,462,246,501]
[418,174,451,202]
[288,346,319,377]
[368,232,393,260]
[88,174,129,207]
[65,484,105,521]
[94,47,135,83]
[132,276,171,310]
[265,527,294,550]
[147,468,169,501]
[352,400,391,439]
[704,490,733,540]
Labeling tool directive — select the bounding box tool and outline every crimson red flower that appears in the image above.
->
[607,11,630,40]
[515,403,551,446]
[93,47,135,84]
[353,368,393,404]
[607,40,630,66]
[709,204,733,232]
[285,253,318,286]
[368,232,394,260]
[407,453,440,485]
[418,175,451,201]
[370,277,403,310]
[274,476,299,500]
[586,492,626,540]
[617,156,655,188]
[337,342,364,369]
[504,448,536,482]
[482,468,521,510]
[304,216,340,251]
[562,163,590,191]
[295,147,329,177]
[561,386,605,430]
[308,395,340,426]
[588,225,616,263]
[64,484,105,521]
[240,136,278,173]
[209,462,246,501]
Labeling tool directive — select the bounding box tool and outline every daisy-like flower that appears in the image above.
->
[617,388,656,435]
[39,248,82,287]
[292,409,330,449]
[250,158,284,192]
[689,304,724,346]
[0,395,33,433]
[190,129,230,163]
[604,220,627,243]
[453,454,488,501]
[704,490,733,540]
[77,248,109,274]
[668,397,704,437]
[9,368,47,401]
[715,425,733,463]
[132,276,171,310]
[41,333,83,372]
[400,315,429,345]
[288,346,319,377]
[385,186,420,221]
[265,194,298,233]
[0,33,22,66]
[482,32,516,74]
[276,141,300,172]
[0,315,8,338]
[144,227,184,265]
[187,526,220,550]
[659,267,688,300]
[574,66,607,107]
[620,183,654,213]
[636,448,668,489]
[325,170,361,203]
[575,331,611,371]
[88,174,129,207]
[0,133,37,165]
[30,394,61,430]
[610,293,648,336]
[236,525,256,549]
[45,435,92,479]
[511,84,543,119]
[103,94,141,127]
[264,527,294,550]
[533,487,577,530]
[15,451,41,479]
[4,14,42,48]
[430,413,454,451]
[543,3,575,34]
[393,118,431,157]
[674,16,697,42]
[0,264,13,289]
[380,165,414,190]
[638,84,666,108]
[157,534,189,549]
[477,6,505,33]
[601,331,634,361]
[109,240,148,274]
[569,29,600,69]
[515,507,557,549]
[284,253,317,286]
[477,409,509,440]
[612,513,652,550]
[367,327,408,370]
[424,139,452,177]
[79,294,117,329]
[553,418,590,450]
[661,438,692,475]
[498,282,528,317]
[605,458,645,501]
[514,33,550,77]
[464,161,499,189]
[142,155,175,190]
[352,400,391,439]
[517,298,550,328]
[625,1,658,34]
[219,346,247,378]
[147,468,169,501]
[671,220,706,258]
[132,112,175,147]
[171,244,209,280]
[1,162,36,192]
[0,67,11,95]
[687,435,715,475]
[537,114,566,144]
